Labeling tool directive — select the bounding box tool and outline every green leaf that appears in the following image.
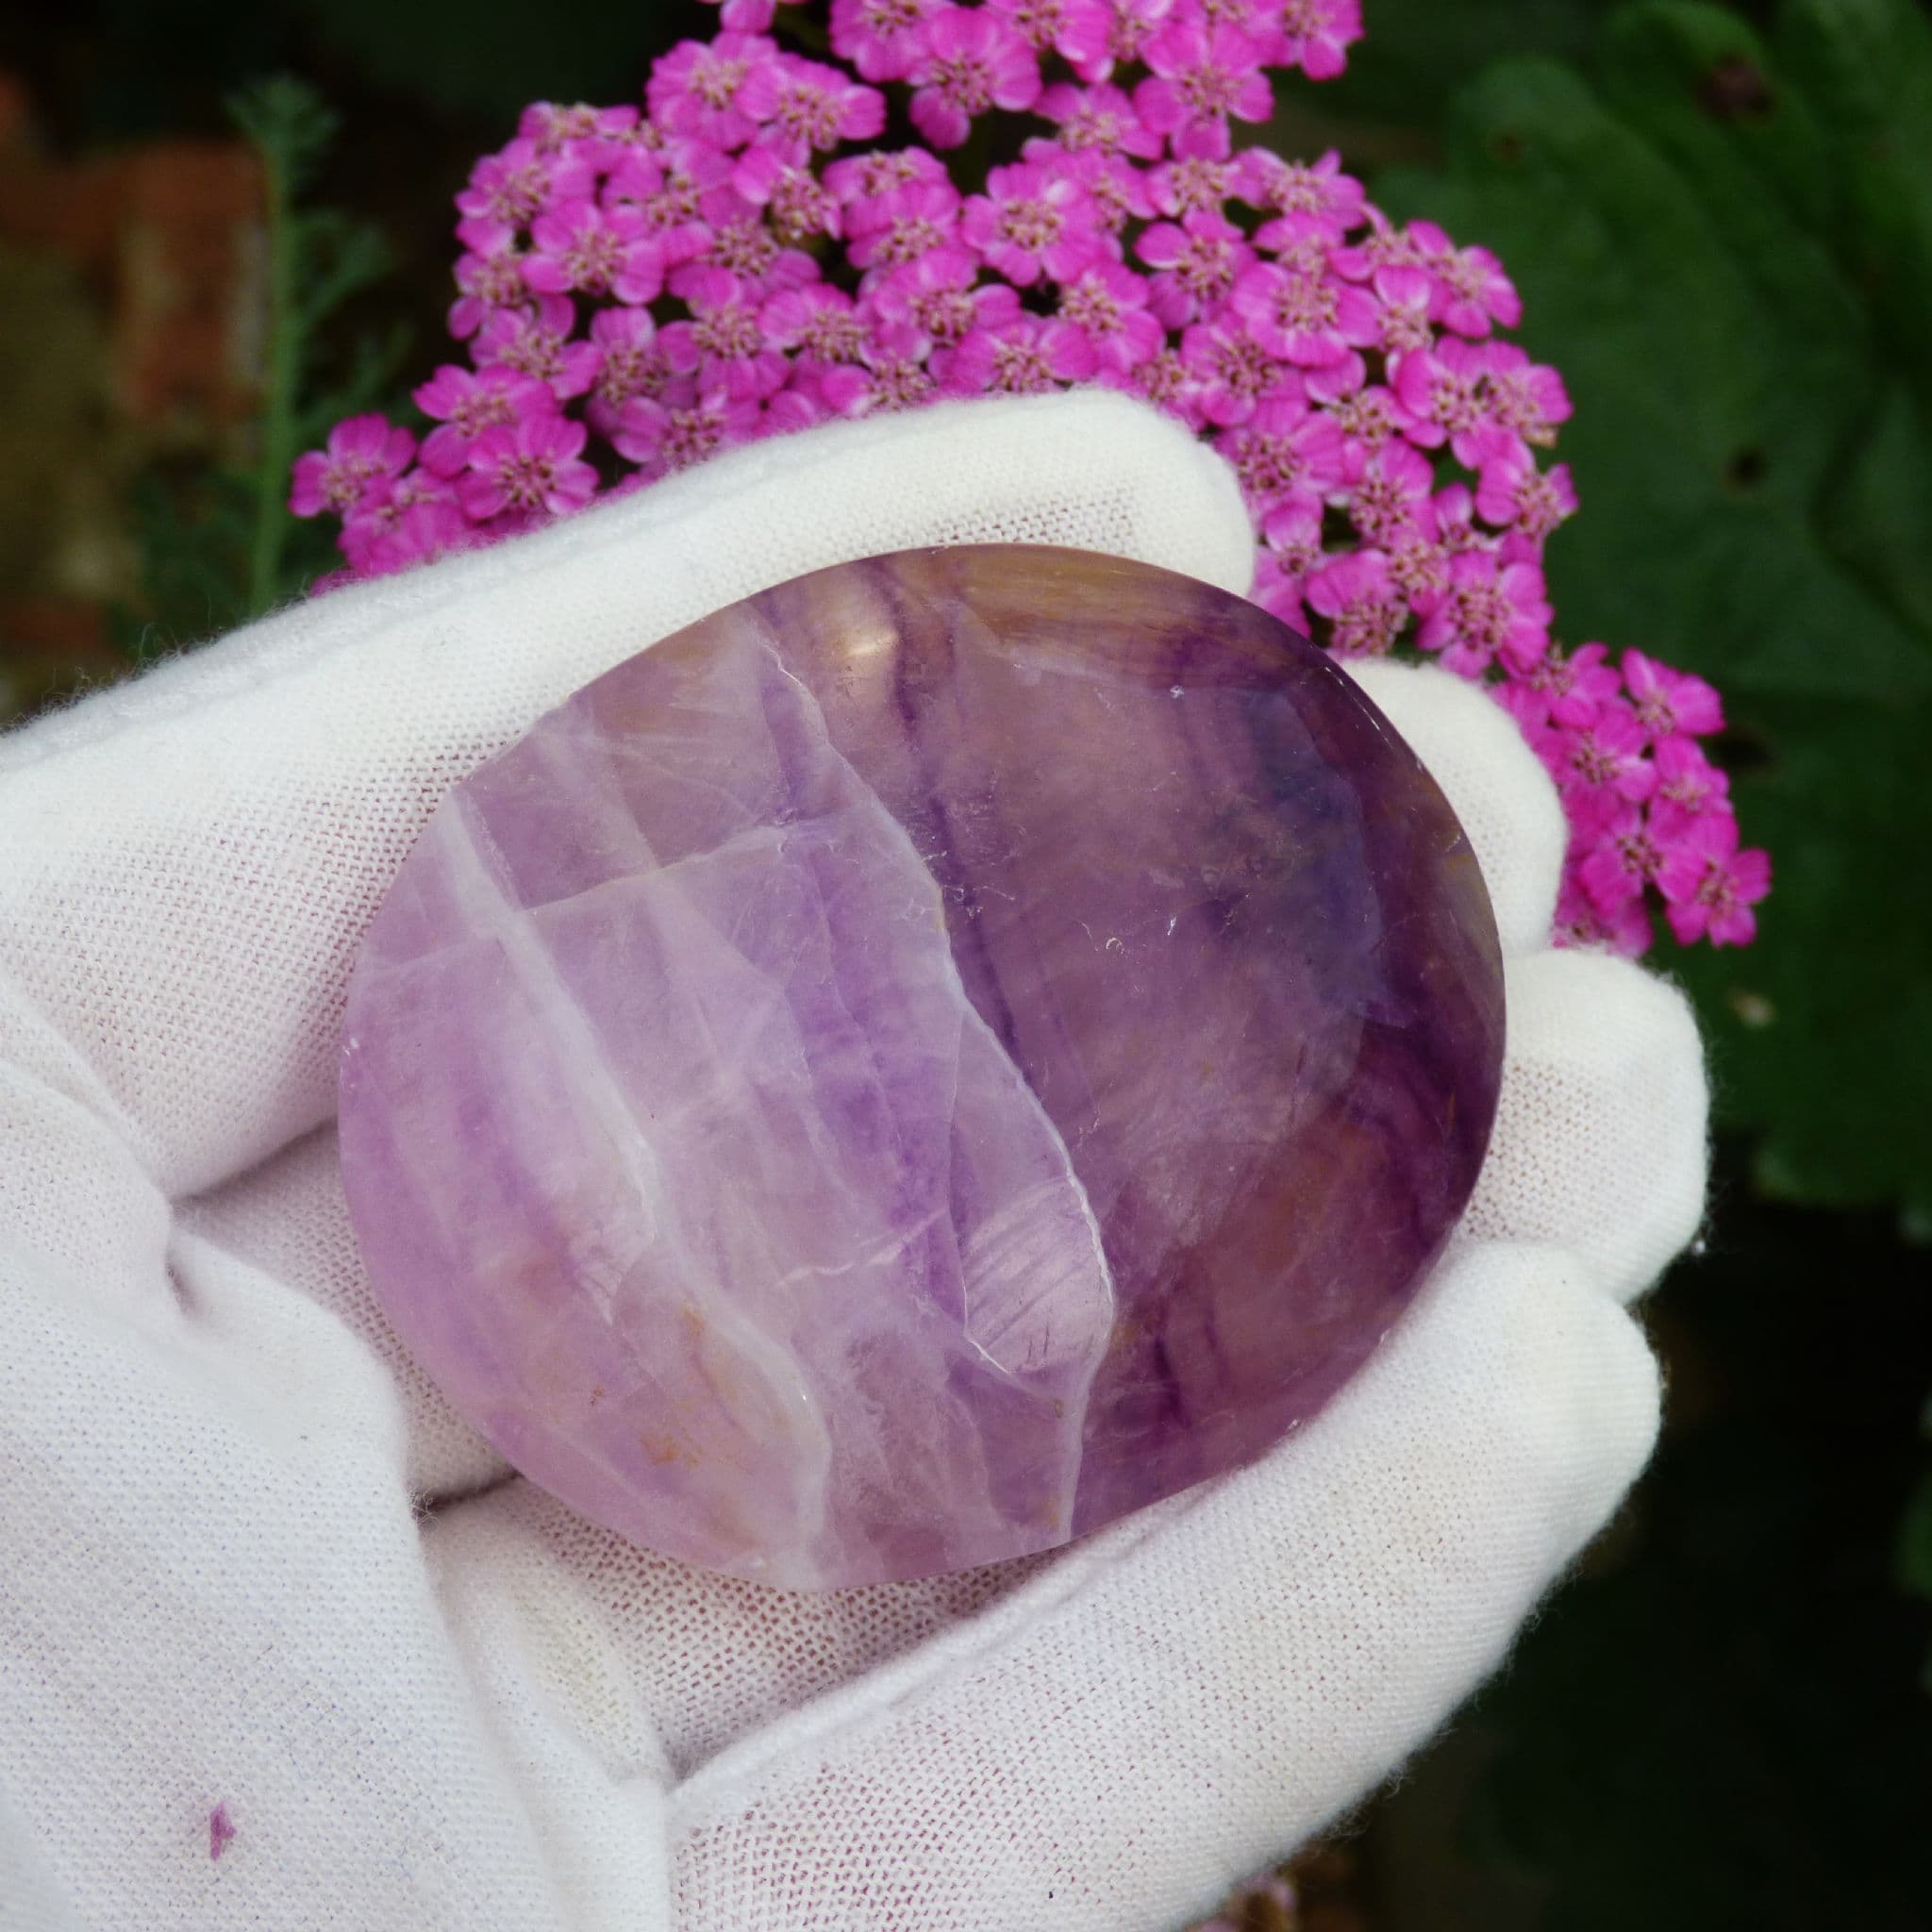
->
[1778,0,1932,420]
[298,319,415,447]
[291,208,392,339]
[1900,1471,1932,1599]
[1317,0,1615,125]
[111,465,340,658]
[1453,1162,1932,1925]
[225,75,340,200]
[1375,1,1932,1216]
[114,73,405,641]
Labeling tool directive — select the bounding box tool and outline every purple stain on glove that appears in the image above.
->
[208,1804,236,1861]
[339,545,1504,1588]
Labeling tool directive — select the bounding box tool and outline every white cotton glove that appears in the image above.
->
[0,391,1706,1932]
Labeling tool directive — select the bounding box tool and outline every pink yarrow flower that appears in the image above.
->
[347,496,477,579]
[908,7,1042,148]
[1252,0,1361,79]
[585,308,690,435]
[1657,809,1771,947]
[448,241,529,340]
[1624,647,1724,741]
[825,142,952,205]
[473,294,603,399]
[1058,0,1174,82]
[1036,79,1164,158]
[1357,261,1434,359]
[1214,391,1354,520]
[732,144,845,242]
[1306,547,1406,656]
[613,389,767,477]
[1345,439,1436,546]
[845,318,942,409]
[1147,132,1239,219]
[679,212,816,293]
[1406,219,1522,336]
[1233,144,1364,233]
[1495,640,1623,731]
[987,0,1077,53]
[658,264,791,398]
[1430,480,1485,553]
[1538,699,1659,815]
[1474,436,1578,542]
[830,0,939,81]
[516,100,641,159]
[456,139,594,233]
[1031,141,1156,237]
[646,33,783,149]
[290,414,416,517]
[604,142,739,244]
[740,53,888,152]
[458,413,598,519]
[1136,208,1255,326]
[865,246,1022,348]
[1252,502,1321,626]
[1135,20,1273,134]
[1576,801,1664,914]
[839,153,964,265]
[525,197,666,303]
[1051,258,1163,372]
[341,464,455,557]
[1319,378,1405,467]
[1230,256,1379,368]
[1382,527,1451,616]
[1557,875,1655,957]
[760,280,870,359]
[1392,337,1499,465]
[937,309,1097,393]
[1179,307,1291,426]
[413,364,557,476]
[291,6,1760,956]
[1650,733,1731,841]
[1482,341,1572,446]
[1417,549,1551,676]
[961,159,1104,284]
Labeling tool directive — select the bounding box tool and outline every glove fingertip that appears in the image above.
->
[1469,950,1710,1302]
[1341,661,1564,956]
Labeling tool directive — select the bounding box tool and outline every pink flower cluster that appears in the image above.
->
[290,0,1766,953]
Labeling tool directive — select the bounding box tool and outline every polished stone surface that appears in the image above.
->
[339,546,1504,1587]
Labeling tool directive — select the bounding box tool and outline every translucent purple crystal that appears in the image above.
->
[340,546,1503,1588]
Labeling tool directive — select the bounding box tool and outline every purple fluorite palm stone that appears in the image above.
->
[340,545,1503,1588]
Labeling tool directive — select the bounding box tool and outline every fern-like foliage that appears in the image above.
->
[115,76,406,658]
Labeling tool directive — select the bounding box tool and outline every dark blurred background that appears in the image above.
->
[1,1,1927,1925]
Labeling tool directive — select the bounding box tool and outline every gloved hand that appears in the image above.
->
[0,391,1706,1932]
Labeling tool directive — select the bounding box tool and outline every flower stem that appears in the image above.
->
[246,127,299,620]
